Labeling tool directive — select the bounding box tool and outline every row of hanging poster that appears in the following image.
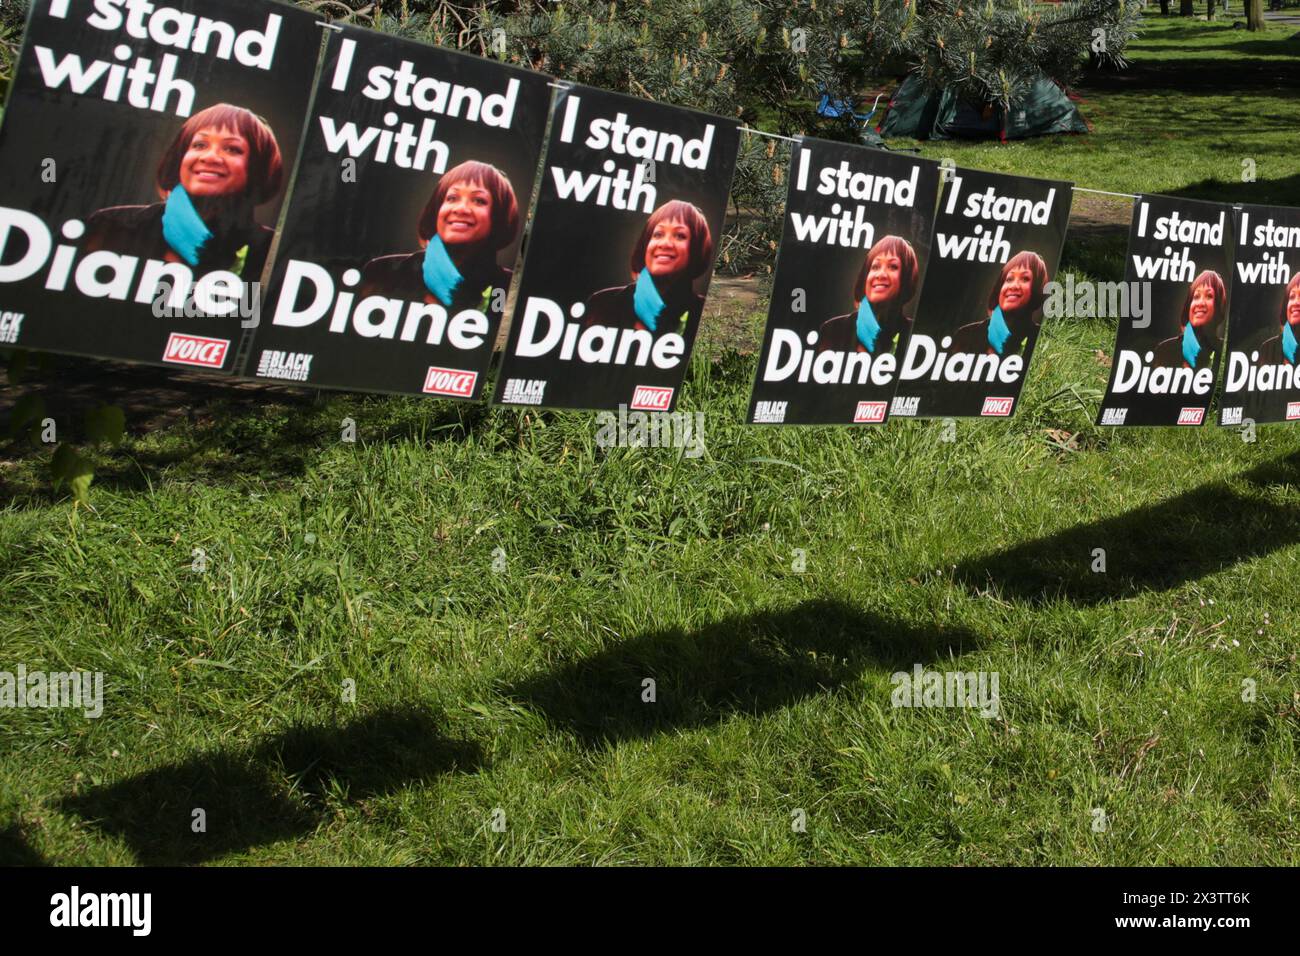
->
[1,0,1298,427]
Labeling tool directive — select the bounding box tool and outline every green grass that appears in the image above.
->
[2,14,1299,866]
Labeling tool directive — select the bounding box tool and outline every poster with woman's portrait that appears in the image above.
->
[892,167,1072,419]
[746,137,940,425]
[1218,203,1300,426]
[248,24,551,399]
[492,84,740,412]
[0,0,320,371]
[1097,194,1234,427]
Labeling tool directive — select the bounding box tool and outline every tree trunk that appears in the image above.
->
[1180,0,1194,13]
[1208,0,1216,19]
[1247,0,1266,29]
[1160,0,1171,13]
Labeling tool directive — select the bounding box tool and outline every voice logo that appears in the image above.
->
[853,401,887,424]
[981,396,1014,417]
[422,366,477,398]
[630,385,674,411]
[1288,402,1300,421]
[1177,406,1205,426]
[162,333,229,369]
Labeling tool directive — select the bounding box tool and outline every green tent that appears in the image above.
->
[878,75,1089,141]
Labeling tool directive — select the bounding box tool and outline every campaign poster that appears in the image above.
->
[1217,203,1300,427]
[745,137,940,425]
[246,26,550,398]
[491,84,740,412]
[890,167,1072,419]
[1096,195,1234,427]
[0,0,320,371]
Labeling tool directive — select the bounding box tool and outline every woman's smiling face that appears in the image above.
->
[998,266,1035,313]
[645,219,691,278]
[1287,284,1300,326]
[1189,282,1216,327]
[437,179,493,246]
[179,126,250,198]
[864,253,902,305]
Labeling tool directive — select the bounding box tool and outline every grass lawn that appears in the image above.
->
[2,14,1299,866]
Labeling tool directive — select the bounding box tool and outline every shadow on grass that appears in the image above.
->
[0,825,48,866]
[58,706,481,865]
[0,354,499,503]
[508,598,982,747]
[954,451,1300,606]
[1169,171,1300,208]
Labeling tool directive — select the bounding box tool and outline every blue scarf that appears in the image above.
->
[1182,321,1201,368]
[161,185,213,268]
[987,306,1012,355]
[856,297,882,352]
[1284,322,1299,364]
[422,235,464,307]
[633,268,667,332]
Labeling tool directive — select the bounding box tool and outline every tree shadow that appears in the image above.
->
[58,706,482,865]
[1168,170,1300,207]
[506,598,983,747]
[954,451,1300,606]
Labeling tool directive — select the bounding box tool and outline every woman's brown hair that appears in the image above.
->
[1179,269,1227,342]
[853,235,919,309]
[1275,272,1300,329]
[628,200,714,281]
[986,250,1050,314]
[156,103,283,205]
[417,161,520,251]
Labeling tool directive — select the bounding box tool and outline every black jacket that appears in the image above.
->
[1151,329,1218,370]
[582,281,703,336]
[359,252,512,321]
[816,311,910,354]
[949,315,1038,356]
[83,202,274,278]
[1251,333,1293,368]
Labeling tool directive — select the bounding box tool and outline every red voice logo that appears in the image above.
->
[853,401,887,423]
[163,333,229,369]
[423,367,478,398]
[1177,407,1205,426]
[981,397,1014,417]
[631,386,674,411]
[1288,402,1300,421]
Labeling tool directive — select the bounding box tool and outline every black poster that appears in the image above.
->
[246,26,550,398]
[0,0,319,371]
[891,167,1071,419]
[1097,195,1234,427]
[492,84,740,412]
[1217,203,1300,426]
[745,138,939,425]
